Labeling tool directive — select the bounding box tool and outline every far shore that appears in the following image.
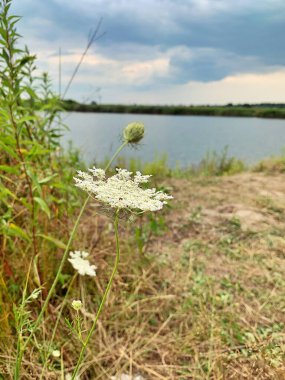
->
[61,100,285,119]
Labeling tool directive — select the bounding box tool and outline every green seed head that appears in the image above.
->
[123,122,145,144]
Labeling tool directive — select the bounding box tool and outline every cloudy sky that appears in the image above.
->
[11,0,285,104]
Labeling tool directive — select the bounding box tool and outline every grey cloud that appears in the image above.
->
[11,0,285,85]
[168,47,273,83]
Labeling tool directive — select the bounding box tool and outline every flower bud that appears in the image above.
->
[52,350,60,358]
[123,122,145,144]
[72,299,82,311]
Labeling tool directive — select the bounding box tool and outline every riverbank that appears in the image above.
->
[2,152,285,378]
[137,170,285,379]
[59,170,285,378]
[62,100,285,119]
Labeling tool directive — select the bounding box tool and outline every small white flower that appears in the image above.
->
[88,167,106,180]
[72,300,83,311]
[68,251,97,277]
[66,374,80,380]
[111,375,145,380]
[28,288,41,300]
[52,350,60,358]
[74,167,172,212]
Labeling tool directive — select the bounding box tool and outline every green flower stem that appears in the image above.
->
[15,142,127,380]
[13,262,32,380]
[76,310,83,343]
[39,273,78,380]
[104,141,128,172]
[22,196,89,354]
[70,210,121,380]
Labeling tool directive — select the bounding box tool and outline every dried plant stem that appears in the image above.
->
[71,210,121,380]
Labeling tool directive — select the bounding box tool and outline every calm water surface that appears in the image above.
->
[61,112,285,167]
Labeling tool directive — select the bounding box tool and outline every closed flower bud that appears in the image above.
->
[123,122,144,144]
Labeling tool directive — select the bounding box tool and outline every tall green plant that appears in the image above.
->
[0,0,78,301]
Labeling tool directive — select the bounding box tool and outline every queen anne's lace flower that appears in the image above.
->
[72,300,83,311]
[52,350,60,358]
[65,374,80,380]
[111,374,145,380]
[68,251,97,276]
[74,168,172,212]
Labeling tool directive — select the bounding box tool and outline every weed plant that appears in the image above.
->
[1,2,285,380]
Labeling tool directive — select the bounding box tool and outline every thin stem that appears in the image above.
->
[16,141,127,378]
[61,18,104,100]
[104,141,128,172]
[23,196,89,352]
[76,311,83,343]
[71,210,121,380]
[58,47,61,97]
[5,14,38,261]
[8,104,38,260]
[39,274,78,380]
[14,261,33,380]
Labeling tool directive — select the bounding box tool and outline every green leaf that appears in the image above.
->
[38,174,58,184]
[17,115,37,124]
[7,223,30,242]
[26,168,42,195]
[0,141,18,159]
[0,165,20,175]
[0,185,18,200]
[2,48,9,64]
[37,234,66,249]
[25,145,50,158]
[34,197,51,219]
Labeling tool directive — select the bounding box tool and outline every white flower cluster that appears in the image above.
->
[65,374,80,380]
[68,251,97,277]
[27,288,42,301]
[74,168,172,212]
[71,299,83,311]
[52,350,61,358]
[111,374,145,380]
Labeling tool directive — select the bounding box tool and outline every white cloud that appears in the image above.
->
[107,69,285,105]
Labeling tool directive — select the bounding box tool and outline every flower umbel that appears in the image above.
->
[52,350,61,358]
[68,251,97,276]
[72,300,83,311]
[74,168,172,212]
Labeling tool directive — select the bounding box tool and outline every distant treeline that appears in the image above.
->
[61,100,285,119]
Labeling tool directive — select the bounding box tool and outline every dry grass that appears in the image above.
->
[1,172,285,379]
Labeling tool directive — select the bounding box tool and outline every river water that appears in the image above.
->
[61,112,285,167]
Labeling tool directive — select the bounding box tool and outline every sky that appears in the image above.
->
[11,0,285,105]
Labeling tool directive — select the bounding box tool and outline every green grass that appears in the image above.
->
[108,147,246,180]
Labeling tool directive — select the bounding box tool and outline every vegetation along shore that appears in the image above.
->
[62,100,285,119]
